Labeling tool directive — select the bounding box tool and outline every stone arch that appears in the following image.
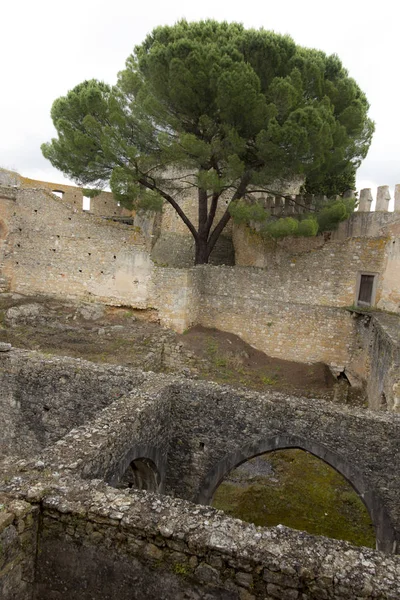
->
[196,434,397,554]
[118,457,161,492]
[105,442,165,494]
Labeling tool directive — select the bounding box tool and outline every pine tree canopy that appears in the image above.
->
[42,20,374,264]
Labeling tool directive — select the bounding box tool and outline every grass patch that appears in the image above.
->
[212,449,375,548]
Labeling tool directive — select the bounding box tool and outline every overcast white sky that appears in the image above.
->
[1,0,398,204]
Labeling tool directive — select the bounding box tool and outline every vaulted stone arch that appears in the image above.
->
[105,442,166,494]
[196,434,397,554]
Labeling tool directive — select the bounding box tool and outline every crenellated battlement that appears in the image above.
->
[358,184,400,212]
[252,184,400,216]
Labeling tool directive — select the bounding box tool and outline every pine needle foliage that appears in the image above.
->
[42,21,374,263]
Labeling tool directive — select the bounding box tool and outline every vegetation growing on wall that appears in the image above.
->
[42,20,373,263]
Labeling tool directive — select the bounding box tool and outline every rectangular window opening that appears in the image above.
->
[83,196,91,211]
[357,274,376,307]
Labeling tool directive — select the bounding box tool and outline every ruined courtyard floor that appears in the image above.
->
[0,293,341,397]
[0,292,374,547]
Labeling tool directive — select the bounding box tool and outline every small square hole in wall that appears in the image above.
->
[52,190,64,199]
[356,273,377,307]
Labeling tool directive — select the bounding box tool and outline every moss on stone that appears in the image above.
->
[212,449,375,548]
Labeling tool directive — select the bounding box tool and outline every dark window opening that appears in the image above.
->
[357,274,375,307]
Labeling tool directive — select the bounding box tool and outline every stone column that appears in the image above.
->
[376,185,390,211]
[394,184,400,212]
[358,188,373,211]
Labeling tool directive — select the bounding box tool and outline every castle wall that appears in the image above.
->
[0,499,38,600]
[0,350,146,458]
[233,210,400,314]
[190,266,356,366]
[1,178,400,408]
[349,313,400,412]
[33,492,400,600]
[0,187,154,306]
[19,175,129,218]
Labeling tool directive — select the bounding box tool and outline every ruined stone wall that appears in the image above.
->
[0,498,38,600]
[234,205,400,314]
[349,312,400,411]
[19,174,129,219]
[165,380,400,551]
[0,350,146,458]
[0,187,16,292]
[190,266,356,365]
[233,227,387,306]
[1,480,399,600]
[0,188,155,306]
[36,373,172,491]
[34,489,400,600]
[1,366,400,598]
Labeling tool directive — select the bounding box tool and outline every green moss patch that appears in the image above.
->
[212,449,375,548]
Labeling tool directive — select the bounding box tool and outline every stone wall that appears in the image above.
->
[33,488,400,600]
[0,187,155,306]
[1,178,400,408]
[1,365,400,597]
[1,479,399,600]
[233,226,388,306]
[233,208,400,314]
[0,498,38,600]
[190,266,356,366]
[164,380,400,552]
[2,356,399,552]
[349,312,400,411]
[0,350,146,458]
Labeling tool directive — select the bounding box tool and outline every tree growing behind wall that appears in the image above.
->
[42,21,374,264]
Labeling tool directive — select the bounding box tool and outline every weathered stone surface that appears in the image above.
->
[5,302,44,326]
[0,349,147,457]
[376,185,391,211]
[75,302,105,321]
[0,342,11,352]
[358,188,373,211]
[0,361,399,597]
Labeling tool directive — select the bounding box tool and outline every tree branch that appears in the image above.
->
[138,176,198,240]
[207,172,251,254]
[205,192,220,238]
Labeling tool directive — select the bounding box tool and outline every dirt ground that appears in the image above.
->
[178,325,337,394]
[0,294,338,396]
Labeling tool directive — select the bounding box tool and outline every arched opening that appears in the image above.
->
[116,457,161,492]
[197,435,397,553]
[52,190,64,199]
[212,448,375,548]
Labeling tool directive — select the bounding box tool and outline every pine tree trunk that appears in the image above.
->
[194,237,210,265]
